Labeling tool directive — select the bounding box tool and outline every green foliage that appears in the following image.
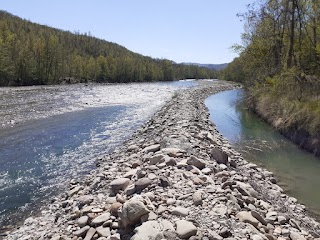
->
[0,11,217,86]
[220,0,320,137]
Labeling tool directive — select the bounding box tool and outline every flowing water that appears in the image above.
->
[205,89,320,218]
[0,80,196,227]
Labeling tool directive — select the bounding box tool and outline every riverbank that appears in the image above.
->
[246,93,320,157]
[4,81,320,240]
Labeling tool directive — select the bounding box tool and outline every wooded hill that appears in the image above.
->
[0,11,217,86]
[220,0,320,155]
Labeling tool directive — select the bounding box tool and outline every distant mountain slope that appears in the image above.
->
[181,62,229,71]
[0,11,217,86]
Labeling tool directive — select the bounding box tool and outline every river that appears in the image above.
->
[0,80,196,227]
[205,89,320,219]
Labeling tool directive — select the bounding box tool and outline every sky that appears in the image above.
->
[1,0,254,64]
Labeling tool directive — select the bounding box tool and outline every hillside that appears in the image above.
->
[0,11,217,86]
[181,62,228,71]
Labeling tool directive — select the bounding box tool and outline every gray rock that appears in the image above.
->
[110,178,131,191]
[161,147,185,157]
[208,229,223,240]
[140,211,158,222]
[74,226,90,237]
[175,220,197,239]
[201,167,212,175]
[237,211,259,227]
[124,184,136,196]
[131,220,164,240]
[236,181,258,198]
[109,233,121,240]
[124,169,138,178]
[143,144,160,153]
[159,176,170,187]
[219,227,232,238]
[77,195,94,207]
[251,210,267,225]
[251,235,264,240]
[165,158,177,166]
[77,216,89,227]
[211,147,228,164]
[172,207,189,216]
[96,226,111,238]
[91,213,111,226]
[69,186,83,197]
[161,219,175,231]
[192,191,203,206]
[221,180,235,189]
[84,227,96,240]
[135,178,152,192]
[110,202,122,216]
[149,154,165,165]
[265,211,278,223]
[278,215,288,224]
[127,144,139,151]
[148,173,157,180]
[187,156,206,170]
[290,232,306,240]
[119,199,150,227]
[289,219,301,230]
[209,204,227,216]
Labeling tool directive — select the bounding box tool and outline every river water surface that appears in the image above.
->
[0,81,196,227]
[205,89,320,219]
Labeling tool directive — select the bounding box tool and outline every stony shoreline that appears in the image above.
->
[4,81,320,240]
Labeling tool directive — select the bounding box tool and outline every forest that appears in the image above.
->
[0,11,217,86]
[220,0,320,152]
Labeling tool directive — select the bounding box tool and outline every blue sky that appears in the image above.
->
[1,0,254,64]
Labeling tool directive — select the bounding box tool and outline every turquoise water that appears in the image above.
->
[205,89,320,218]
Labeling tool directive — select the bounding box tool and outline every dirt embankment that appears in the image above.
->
[250,97,320,157]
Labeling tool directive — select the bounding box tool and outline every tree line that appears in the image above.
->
[220,0,320,151]
[0,11,216,86]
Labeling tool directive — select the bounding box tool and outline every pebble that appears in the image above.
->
[110,178,130,191]
[237,211,259,227]
[192,191,203,206]
[187,156,206,169]
[74,226,90,237]
[96,226,111,237]
[142,144,160,153]
[135,178,152,191]
[84,227,96,240]
[172,207,189,216]
[290,232,306,240]
[91,213,111,226]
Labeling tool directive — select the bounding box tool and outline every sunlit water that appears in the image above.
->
[0,81,197,227]
[206,89,320,218]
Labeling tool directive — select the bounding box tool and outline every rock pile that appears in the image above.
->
[5,81,320,240]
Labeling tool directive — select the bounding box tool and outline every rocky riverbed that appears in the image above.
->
[3,81,320,240]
